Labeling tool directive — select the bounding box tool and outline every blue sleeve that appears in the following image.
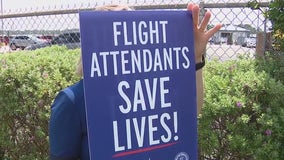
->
[49,90,81,159]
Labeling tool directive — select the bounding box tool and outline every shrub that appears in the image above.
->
[256,53,284,85]
[198,58,284,159]
[0,46,80,159]
[1,46,283,159]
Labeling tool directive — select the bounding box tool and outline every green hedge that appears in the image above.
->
[0,46,283,159]
[0,46,80,159]
[199,57,284,159]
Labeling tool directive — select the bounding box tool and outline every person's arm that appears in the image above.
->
[49,91,81,160]
[187,3,222,115]
[196,67,204,115]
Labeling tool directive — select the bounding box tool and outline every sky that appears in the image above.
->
[2,0,98,12]
[0,0,271,31]
[2,0,270,13]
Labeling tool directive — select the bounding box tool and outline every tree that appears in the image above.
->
[248,0,284,51]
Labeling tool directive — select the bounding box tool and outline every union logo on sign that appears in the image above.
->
[175,152,189,160]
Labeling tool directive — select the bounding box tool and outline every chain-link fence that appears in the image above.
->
[0,0,272,60]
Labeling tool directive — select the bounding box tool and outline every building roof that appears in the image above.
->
[220,24,250,32]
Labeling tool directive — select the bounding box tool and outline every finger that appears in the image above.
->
[199,11,211,31]
[191,5,200,29]
[187,3,194,11]
[206,24,222,39]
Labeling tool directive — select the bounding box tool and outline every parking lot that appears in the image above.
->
[206,44,256,61]
[0,43,256,62]
[0,46,11,53]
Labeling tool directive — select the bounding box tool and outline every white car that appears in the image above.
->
[246,37,256,48]
[220,37,228,44]
[10,35,45,50]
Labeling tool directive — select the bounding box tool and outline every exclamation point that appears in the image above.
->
[173,112,178,141]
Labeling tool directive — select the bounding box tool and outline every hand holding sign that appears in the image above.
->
[188,3,222,62]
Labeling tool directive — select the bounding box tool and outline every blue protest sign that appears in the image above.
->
[79,10,197,160]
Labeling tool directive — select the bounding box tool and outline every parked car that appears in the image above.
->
[25,32,80,50]
[10,35,46,50]
[220,37,228,44]
[0,36,10,45]
[246,37,256,48]
[242,34,257,48]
